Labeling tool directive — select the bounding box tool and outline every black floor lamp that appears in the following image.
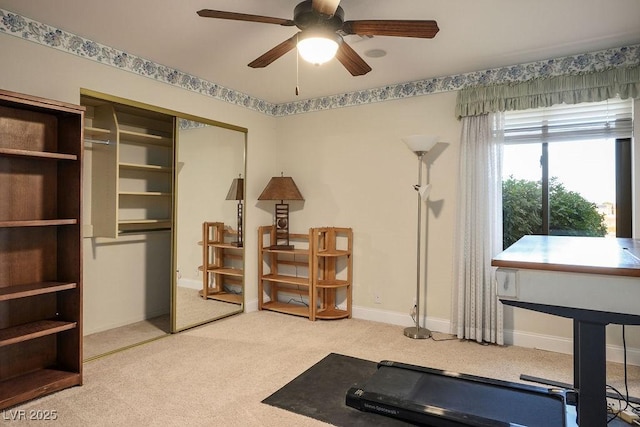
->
[402,135,438,339]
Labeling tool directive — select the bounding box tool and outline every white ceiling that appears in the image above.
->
[1,0,639,104]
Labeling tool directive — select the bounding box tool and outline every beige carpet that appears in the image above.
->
[174,286,242,331]
[83,315,170,361]
[10,311,640,426]
[83,287,242,360]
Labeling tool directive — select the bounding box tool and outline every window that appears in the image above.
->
[501,98,633,248]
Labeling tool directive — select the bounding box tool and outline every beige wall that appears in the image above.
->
[1,35,276,334]
[274,93,460,325]
[274,92,640,361]
[3,33,640,362]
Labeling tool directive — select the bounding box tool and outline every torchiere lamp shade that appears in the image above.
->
[402,135,439,154]
[226,176,244,247]
[258,175,304,250]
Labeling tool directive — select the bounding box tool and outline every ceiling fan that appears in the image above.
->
[197,0,439,76]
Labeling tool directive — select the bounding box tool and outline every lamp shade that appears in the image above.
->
[402,135,439,153]
[297,32,341,65]
[258,176,304,201]
[417,184,431,201]
[225,176,244,201]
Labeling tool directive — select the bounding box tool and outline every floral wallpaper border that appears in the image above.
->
[1,8,639,117]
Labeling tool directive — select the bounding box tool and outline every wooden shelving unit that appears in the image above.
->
[312,227,353,320]
[199,222,244,304]
[0,89,83,409]
[258,225,352,320]
[258,226,314,319]
[0,147,78,160]
[81,95,174,237]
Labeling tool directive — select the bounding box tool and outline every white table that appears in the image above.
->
[492,235,640,427]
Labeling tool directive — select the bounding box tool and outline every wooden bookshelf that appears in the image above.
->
[199,222,244,304]
[0,88,83,409]
[258,226,352,320]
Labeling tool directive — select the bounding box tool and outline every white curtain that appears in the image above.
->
[452,113,505,345]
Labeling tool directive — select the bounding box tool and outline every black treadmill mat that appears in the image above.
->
[262,353,629,427]
[262,353,414,426]
[362,364,565,426]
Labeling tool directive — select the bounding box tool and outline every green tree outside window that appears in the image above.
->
[502,177,607,248]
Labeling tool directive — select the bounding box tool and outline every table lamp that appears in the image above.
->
[225,174,244,247]
[258,173,304,250]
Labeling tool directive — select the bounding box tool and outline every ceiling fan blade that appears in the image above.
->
[311,0,341,16]
[342,20,439,38]
[197,9,295,26]
[335,42,372,76]
[248,33,300,68]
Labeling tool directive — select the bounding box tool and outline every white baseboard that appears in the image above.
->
[504,328,573,355]
[506,328,640,366]
[178,278,201,290]
[244,301,640,366]
[245,298,259,313]
[246,300,450,332]
[352,305,451,334]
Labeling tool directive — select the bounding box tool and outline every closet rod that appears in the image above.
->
[84,138,110,145]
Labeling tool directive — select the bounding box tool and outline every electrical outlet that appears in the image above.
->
[374,293,381,304]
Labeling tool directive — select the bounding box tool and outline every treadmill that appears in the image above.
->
[346,360,575,426]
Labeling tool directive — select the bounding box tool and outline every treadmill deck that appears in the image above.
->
[346,360,573,426]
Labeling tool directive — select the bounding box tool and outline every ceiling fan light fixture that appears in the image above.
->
[297,32,341,65]
[198,3,439,75]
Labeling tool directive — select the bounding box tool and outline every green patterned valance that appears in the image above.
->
[455,65,640,119]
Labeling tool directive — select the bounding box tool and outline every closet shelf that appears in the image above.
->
[84,126,110,137]
[82,94,174,238]
[0,320,77,348]
[118,219,171,225]
[118,191,171,197]
[119,162,172,173]
[119,129,172,146]
[0,282,77,302]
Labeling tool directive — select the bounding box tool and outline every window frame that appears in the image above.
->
[527,137,632,238]
[501,98,636,244]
